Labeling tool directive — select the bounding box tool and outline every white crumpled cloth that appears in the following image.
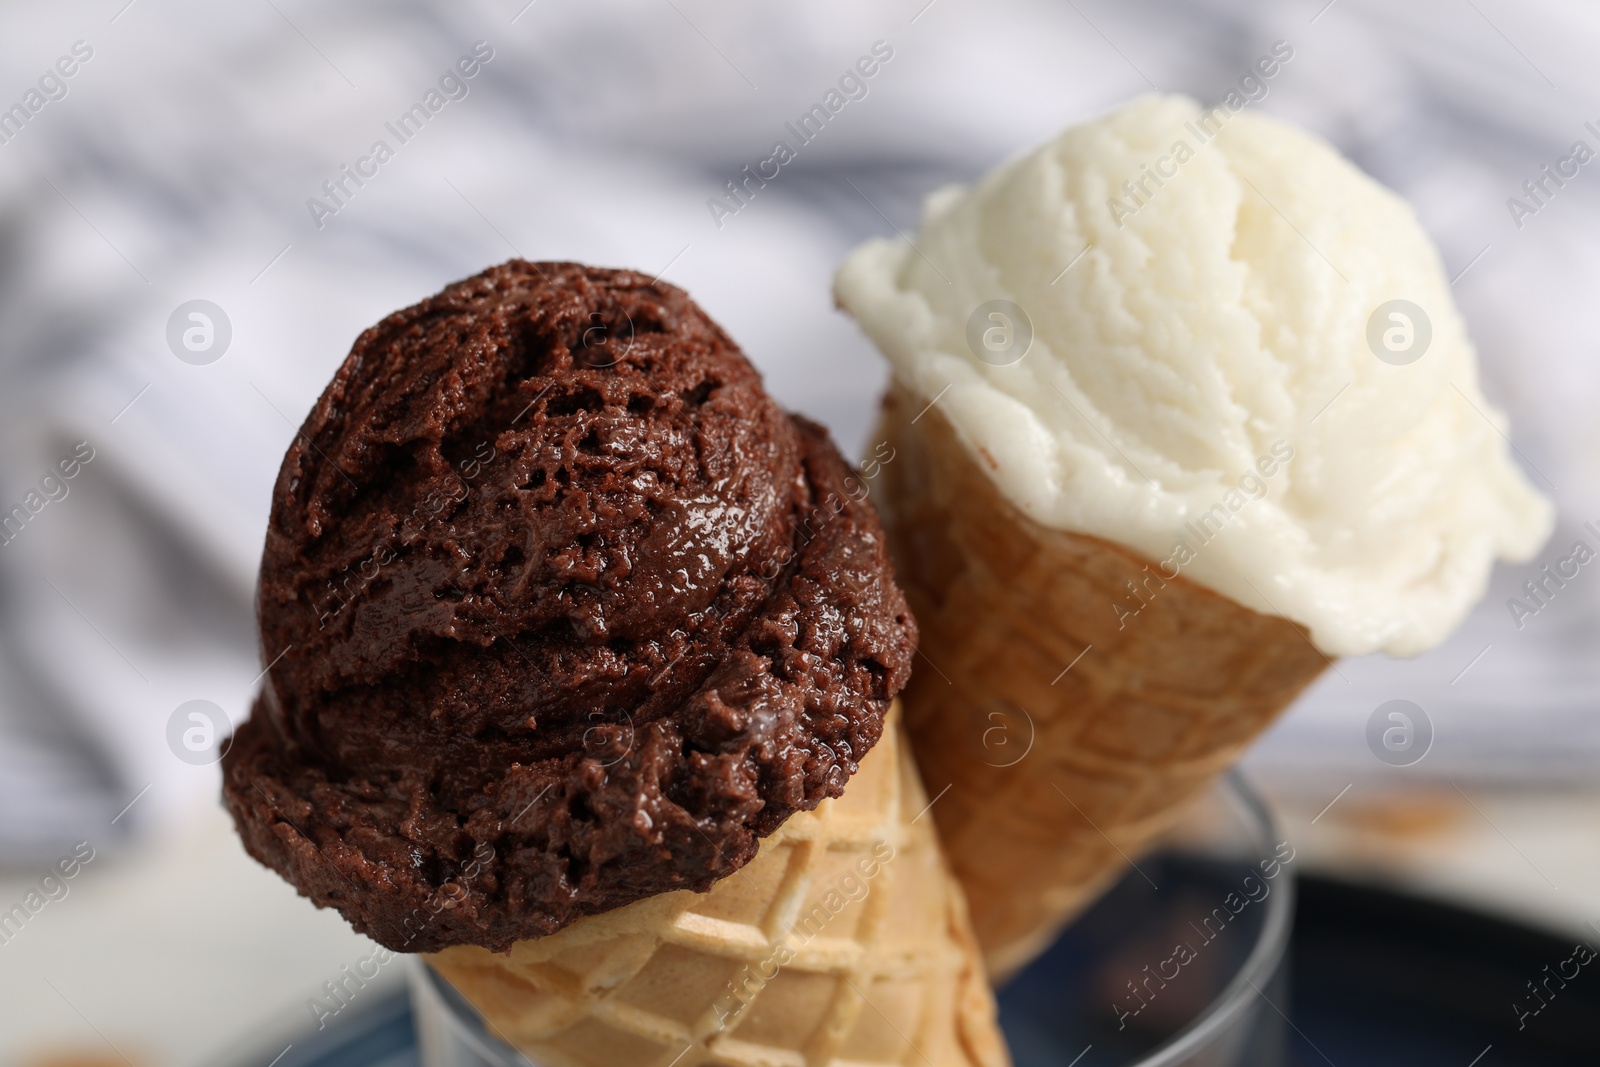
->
[0,0,1595,862]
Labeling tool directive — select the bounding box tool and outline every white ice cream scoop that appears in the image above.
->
[835,93,1553,658]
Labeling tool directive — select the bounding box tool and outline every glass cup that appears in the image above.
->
[410,771,1294,1067]
[995,771,1295,1066]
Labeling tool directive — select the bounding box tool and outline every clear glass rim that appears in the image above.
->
[1130,769,1296,1067]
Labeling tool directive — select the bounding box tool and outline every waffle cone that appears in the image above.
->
[873,383,1329,979]
[427,703,1009,1067]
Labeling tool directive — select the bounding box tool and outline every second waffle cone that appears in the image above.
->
[873,384,1328,978]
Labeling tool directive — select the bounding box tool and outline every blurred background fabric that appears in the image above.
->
[0,0,1597,1060]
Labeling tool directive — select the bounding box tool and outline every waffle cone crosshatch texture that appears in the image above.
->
[426,705,1009,1067]
[874,384,1331,977]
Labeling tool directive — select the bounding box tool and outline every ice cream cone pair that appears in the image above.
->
[234,97,1554,1067]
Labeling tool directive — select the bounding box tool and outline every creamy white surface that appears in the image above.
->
[835,94,1553,657]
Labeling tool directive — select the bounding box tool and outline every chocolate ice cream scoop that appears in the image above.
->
[223,261,915,953]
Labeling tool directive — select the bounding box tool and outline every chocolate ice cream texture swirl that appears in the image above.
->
[223,261,916,953]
